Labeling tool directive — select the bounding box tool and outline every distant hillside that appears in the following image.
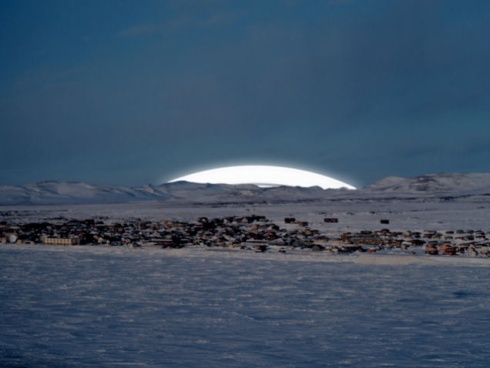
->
[0,181,333,205]
[0,181,170,205]
[2,173,490,205]
[364,173,490,194]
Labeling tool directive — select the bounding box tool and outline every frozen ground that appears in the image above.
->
[3,195,490,232]
[1,244,489,367]
[2,197,490,367]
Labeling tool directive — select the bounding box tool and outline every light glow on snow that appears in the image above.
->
[169,165,356,189]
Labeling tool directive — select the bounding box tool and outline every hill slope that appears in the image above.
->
[2,173,490,205]
[364,173,490,194]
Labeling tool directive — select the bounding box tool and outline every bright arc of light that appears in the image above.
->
[169,165,356,190]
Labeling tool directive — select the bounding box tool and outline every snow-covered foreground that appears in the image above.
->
[1,245,489,367]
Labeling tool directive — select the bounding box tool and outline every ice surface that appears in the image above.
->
[1,245,489,367]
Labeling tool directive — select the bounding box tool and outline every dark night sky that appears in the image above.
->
[1,0,489,187]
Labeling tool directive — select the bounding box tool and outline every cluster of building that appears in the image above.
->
[0,215,323,251]
[1,215,490,257]
[339,228,490,256]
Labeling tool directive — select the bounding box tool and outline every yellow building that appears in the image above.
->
[42,237,79,246]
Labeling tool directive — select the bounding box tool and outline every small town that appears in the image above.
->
[1,213,490,257]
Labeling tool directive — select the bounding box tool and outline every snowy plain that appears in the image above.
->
[2,182,490,367]
[1,244,489,368]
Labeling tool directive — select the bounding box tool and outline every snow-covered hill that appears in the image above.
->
[364,173,490,194]
[3,173,490,205]
[0,181,168,205]
[0,181,329,205]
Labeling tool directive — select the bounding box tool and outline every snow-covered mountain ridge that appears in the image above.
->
[365,173,490,193]
[0,180,328,205]
[2,173,490,205]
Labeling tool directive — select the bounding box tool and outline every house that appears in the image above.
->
[42,236,79,246]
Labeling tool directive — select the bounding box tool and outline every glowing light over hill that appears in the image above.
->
[169,165,356,190]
